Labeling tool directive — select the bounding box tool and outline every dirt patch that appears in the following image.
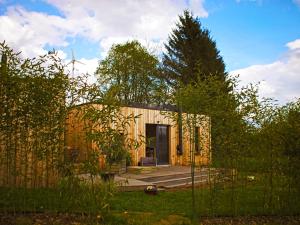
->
[200,215,300,225]
[1,212,300,225]
[155,214,192,225]
[0,212,99,225]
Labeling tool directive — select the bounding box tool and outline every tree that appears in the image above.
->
[270,100,300,194]
[96,40,163,105]
[82,91,142,176]
[0,42,68,187]
[162,11,241,167]
[162,10,226,86]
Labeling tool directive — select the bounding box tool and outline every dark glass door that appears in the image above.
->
[156,125,169,165]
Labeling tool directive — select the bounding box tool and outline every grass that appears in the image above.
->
[111,185,300,217]
[1,171,300,224]
[1,182,299,216]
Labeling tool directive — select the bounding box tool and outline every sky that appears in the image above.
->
[0,0,300,104]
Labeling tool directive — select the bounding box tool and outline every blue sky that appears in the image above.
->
[202,0,300,70]
[0,0,299,104]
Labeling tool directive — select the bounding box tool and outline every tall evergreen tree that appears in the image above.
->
[162,11,244,165]
[162,10,226,86]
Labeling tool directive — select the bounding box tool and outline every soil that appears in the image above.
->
[0,212,300,225]
[199,215,300,225]
[0,212,95,225]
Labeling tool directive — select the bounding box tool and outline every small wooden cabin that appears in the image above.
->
[65,104,211,167]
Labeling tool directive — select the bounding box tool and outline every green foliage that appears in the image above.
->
[96,40,164,104]
[0,179,115,215]
[172,75,253,164]
[111,182,299,217]
[256,99,300,196]
[0,41,68,187]
[1,11,300,223]
[161,10,238,167]
[278,100,300,158]
[57,176,115,215]
[164,74,253,219]
[1,180,300,221]
[0,42,121,221]
[162,10,226,86]
[81,88,142,172]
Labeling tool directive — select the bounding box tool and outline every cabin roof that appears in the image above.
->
[126,103,178,112]
[70,102,179,112]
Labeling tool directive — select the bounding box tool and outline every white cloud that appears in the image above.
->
[46,0,208,58]
[0,6,78,57]
[293,0,300,7]
[98,36,164,58]
[65,57,98,83]
[0,0,208,74]
[231,39,300,104]
[286,39,300,50]
[188,0,208,18]
[47,0,208,41]
[56,50,67,60]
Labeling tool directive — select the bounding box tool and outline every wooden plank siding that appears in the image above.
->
[65,104,211,167]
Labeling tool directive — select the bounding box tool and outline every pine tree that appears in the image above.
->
[163,10,226,86]
[163,11,243,168]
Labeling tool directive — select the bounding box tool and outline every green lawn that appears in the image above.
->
[0,172,299,224]
[111,185,299,217]
[1,183,299,215]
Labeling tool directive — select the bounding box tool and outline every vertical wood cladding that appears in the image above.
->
[66,104,211,166]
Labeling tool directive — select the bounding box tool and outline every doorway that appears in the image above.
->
[146,124,169,165]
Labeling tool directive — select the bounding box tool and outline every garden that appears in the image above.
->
[1,10,300,225]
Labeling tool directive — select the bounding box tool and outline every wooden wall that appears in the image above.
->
[65,104,211,167]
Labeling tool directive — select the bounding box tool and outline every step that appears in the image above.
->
[138,171,220,183]
[138,172,190,182]
[152,174,208,185]
[154,175,209,188]
[126,166,158,174]
[164,180,208,189]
